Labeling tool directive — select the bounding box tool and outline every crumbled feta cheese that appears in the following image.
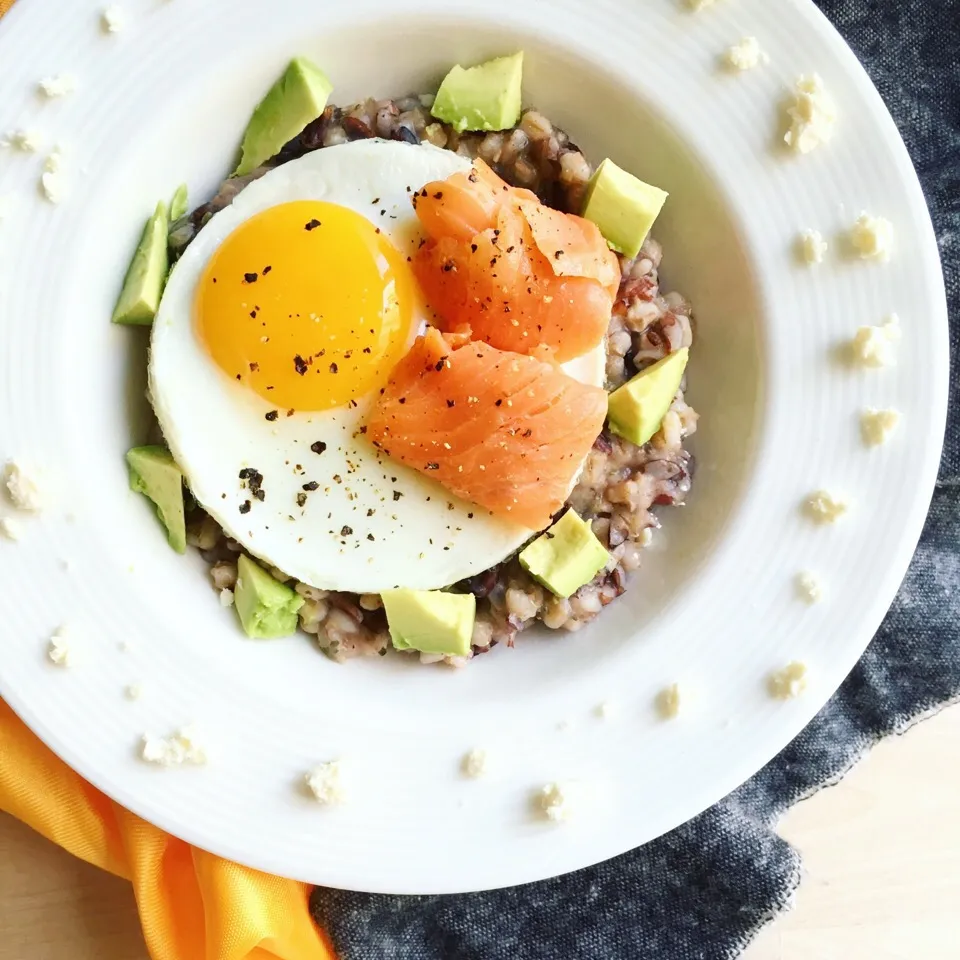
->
[799,229,828,264]
[783,74,836,154]
[537,782,580,822]
[124,683,143,701]
[305,761,344,804]
[687,0,718,9]
[44,146,64,173]
[141,726,206,766]
[0,517,21,541]
[38,75,76,98]
[594,700,618,720]
[805,490,848,524]
[461,748,489,778]
[219,588,235,607]
[1,129,42,152]
[768,661,809,700]
[639,527,654,547]
[3,461,42,512]
[796,572,822,604]
[850,213,894,261]
[655,683,681,719]
[725,37,767,71]
[860,408,901,447]
[851,314,901,367]
[47,626,71,667]
[41,170,65,204]
[101,5,125,32]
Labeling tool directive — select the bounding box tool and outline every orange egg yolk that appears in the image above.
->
[195,200,416,412]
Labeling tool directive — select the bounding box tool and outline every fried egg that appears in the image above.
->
[150,139,605,593]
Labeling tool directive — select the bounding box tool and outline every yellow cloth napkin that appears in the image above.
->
[0,700,334,959]
[0,5,332,957]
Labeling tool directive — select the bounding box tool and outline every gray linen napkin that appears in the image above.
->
[311,2,960,956]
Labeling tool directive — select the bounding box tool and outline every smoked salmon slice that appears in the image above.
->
[366,327,607,530]
[412,161,620,363]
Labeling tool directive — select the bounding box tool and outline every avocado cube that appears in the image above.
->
[112,201,169,326]
[607,347,689,448]
[126,445,186,553]
[234,554,304,639]
[169,183,189,221]
[431,52,523,134]
[519,510,609,599]
[582,158,668,259]
[381,589,476,657]
[235,57,333,176]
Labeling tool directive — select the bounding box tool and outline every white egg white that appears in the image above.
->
[150,139,606,593]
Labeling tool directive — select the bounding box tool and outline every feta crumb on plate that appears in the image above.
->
[849,212,894,261]
[0,517,21,541]
[124,683,143,701]
[38,75,76,98]
[795,572,823,604]
[101,5,125,33]
[1,129,42,152]
[305,760,345,804]
[594,700,618,720]
[537,782,579,822]
[687,0,718,9]
[860,408,901,447]
[219,588,235,607]
[768,662,809,700]
[655,683,681,719]
[850,314,901,367]
[41,171,65,204]
[141,726,206,766]
[798,229,828,264]
[461,748,489,778]
[805,490,848,524]
[3,460,42,512]
[784,74,836,154]
[47,626,71,667]
[725,37,767,71]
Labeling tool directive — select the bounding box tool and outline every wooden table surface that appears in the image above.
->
[2,705,959,959]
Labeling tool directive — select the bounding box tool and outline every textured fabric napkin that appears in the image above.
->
[309,2,960,957]
[1,1,957,959]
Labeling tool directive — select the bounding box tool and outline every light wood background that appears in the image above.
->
[2,706,959,959]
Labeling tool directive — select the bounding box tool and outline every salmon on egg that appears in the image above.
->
[149,139,605,593]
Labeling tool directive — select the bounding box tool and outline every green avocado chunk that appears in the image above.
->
[382,589,476,657]
[607,347,689,447]
[126,445,186,553]
[112,201,169,326]
[582,158,668,259]
[234,554,305,639]
[235,57,333,176]
[169,183,188,221]
[431,52,523,134]
[519,509,609,599]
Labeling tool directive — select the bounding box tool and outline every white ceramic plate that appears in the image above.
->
[0,0,947,893]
